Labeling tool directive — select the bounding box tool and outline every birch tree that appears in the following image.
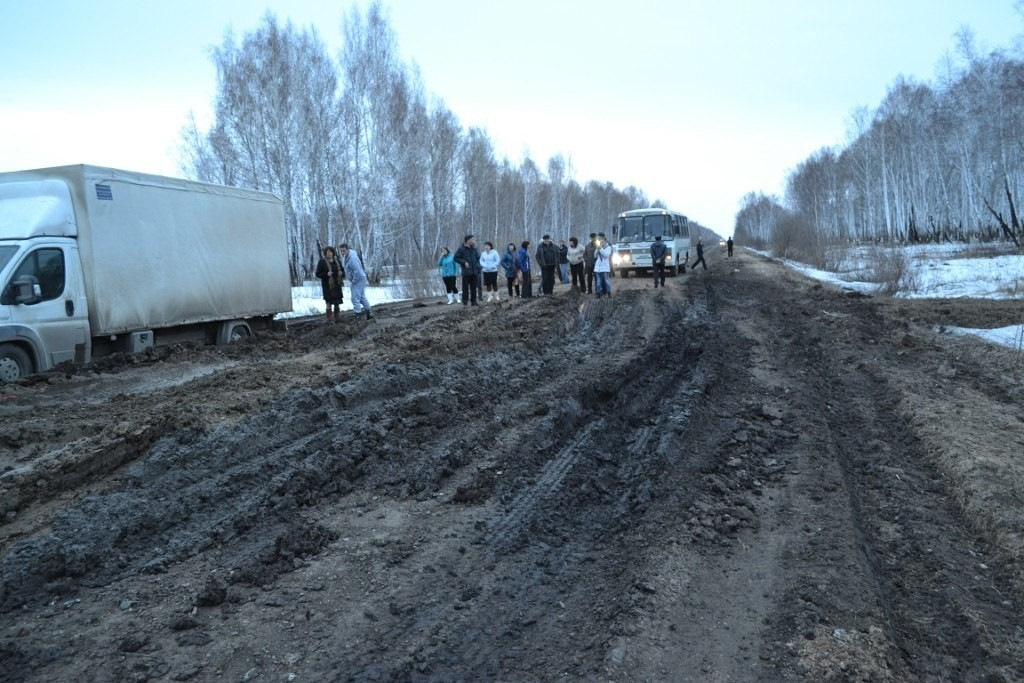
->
[184,14,336,283]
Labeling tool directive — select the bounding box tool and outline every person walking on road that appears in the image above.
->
[566,236,585,292]
[339,243,373,319]
[437,246,459,304]
[594,232,613,298]
[650,235,667,288]
[480,241,501,302]
[315,246,345,322]
[583,232,598,294]
[516,240,533,299]
[558,239,570,284]
[690,238,708,271]
[536,234,559,296]
[500,242,520,299]
[454,234,482,306]
[727,236,734,257]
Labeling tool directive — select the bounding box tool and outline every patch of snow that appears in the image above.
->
[940,324,1024,351]
[750,246,1024,350]
[281,282,411,319]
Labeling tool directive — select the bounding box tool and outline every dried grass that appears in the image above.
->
[392,264,444,302]
[863,246,920,296]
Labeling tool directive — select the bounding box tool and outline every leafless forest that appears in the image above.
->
[180,3,1024,288]
[179,3,717,286]
[736,29,1024,263]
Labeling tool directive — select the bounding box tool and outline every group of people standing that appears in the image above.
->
[315,244,374,322]
[438,232,615,305]
[437,236,504,306]
[318,232,729,320]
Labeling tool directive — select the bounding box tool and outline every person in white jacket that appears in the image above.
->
[339,243,374,319]
[593,232,613,298]
[479,241,502,302]
[566,236,586,292]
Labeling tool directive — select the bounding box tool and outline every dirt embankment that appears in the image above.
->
[1,250,1022,682]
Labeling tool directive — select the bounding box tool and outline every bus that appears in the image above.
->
[611,208,690,277]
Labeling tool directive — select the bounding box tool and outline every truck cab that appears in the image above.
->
[0,179,90,381]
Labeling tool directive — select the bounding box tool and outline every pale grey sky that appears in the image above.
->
[1,0,1021,233]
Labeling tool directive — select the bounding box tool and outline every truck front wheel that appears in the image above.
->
[0,344,32,383]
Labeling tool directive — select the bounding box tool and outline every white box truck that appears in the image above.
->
[0,165,292,382]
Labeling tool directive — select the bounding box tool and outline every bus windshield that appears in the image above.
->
[618,214,669,243]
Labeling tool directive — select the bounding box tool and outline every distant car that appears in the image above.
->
[719,239,727,247]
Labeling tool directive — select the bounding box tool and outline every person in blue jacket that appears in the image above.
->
[516,240,533,299]
[437,246,459,304]
[500,242,519,299]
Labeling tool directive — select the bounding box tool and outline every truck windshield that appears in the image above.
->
[0,246,17,273]
[617,215,669,243]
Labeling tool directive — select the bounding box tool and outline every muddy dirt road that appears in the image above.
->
[2,250,1023,682]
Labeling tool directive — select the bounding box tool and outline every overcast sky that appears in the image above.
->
[1,0,1021,234]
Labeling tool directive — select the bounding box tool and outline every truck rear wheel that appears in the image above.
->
[217,321,252,345]
[0,344,31,383]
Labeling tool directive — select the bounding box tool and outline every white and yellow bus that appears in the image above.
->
[611,208,690,277]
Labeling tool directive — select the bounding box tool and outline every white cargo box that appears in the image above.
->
[0,165,292,335]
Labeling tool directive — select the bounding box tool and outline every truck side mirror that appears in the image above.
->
[12,276,42,305]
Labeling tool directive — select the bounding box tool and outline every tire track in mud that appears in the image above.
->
[483,288,705,553]
[735,268,1024,680]
[392,287,716,680]
[0,291,667,615]
[818,307,1024,680]
[247,291,708,680]
[483,419,602,556]
[0,354,456,612]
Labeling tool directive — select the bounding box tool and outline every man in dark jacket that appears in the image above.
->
[650,235,667,288]
[583,232,597,294]
[454,234,482,305]
[690,238,708,271]
[535,234,559,296]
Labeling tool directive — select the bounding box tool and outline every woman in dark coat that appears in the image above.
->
[315,246,345,322]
